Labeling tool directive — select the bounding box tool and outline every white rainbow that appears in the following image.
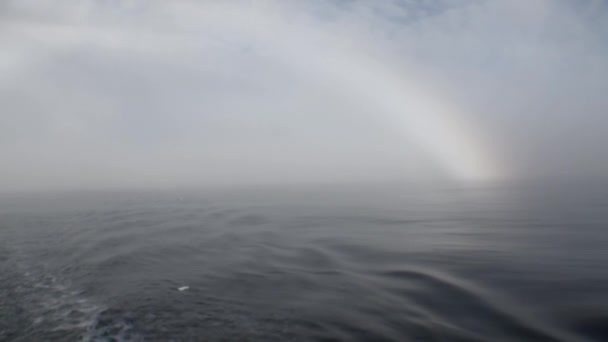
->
[7,0,503,182]
[172,1,503,181]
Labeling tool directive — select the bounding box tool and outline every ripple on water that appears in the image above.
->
[0,249,141,342]
[2,189,608,341]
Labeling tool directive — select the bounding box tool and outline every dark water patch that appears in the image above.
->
[87,308,140,342]
[376,268,570,341]
[551,306,608,342]
[569,313,608,341]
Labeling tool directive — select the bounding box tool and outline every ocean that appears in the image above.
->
[1,182,607,341]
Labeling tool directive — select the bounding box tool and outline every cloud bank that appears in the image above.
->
[1,0,607,191]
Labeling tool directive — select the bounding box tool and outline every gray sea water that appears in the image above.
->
[1,182,607,341]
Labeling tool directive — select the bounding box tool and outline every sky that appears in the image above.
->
[1,0,607,191]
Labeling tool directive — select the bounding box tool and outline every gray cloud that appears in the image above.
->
[1,0,607,191]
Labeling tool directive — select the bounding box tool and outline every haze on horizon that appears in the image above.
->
[1,0,607,192]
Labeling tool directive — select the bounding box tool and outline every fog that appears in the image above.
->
[1,0,607,192]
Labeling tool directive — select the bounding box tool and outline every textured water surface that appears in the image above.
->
[1,183,607,341]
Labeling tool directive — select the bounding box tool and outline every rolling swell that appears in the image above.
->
[1,189,607,341]
[373,268,568,341]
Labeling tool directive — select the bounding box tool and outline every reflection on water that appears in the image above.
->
[1,183,607,341]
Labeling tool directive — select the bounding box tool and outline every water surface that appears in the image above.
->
[1,183,607,341]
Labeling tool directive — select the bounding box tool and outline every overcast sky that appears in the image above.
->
[1,0,607,191]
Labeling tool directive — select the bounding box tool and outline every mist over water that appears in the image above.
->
[2,1,608,341]
[2,0,608,190]
[1,183,608,341]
